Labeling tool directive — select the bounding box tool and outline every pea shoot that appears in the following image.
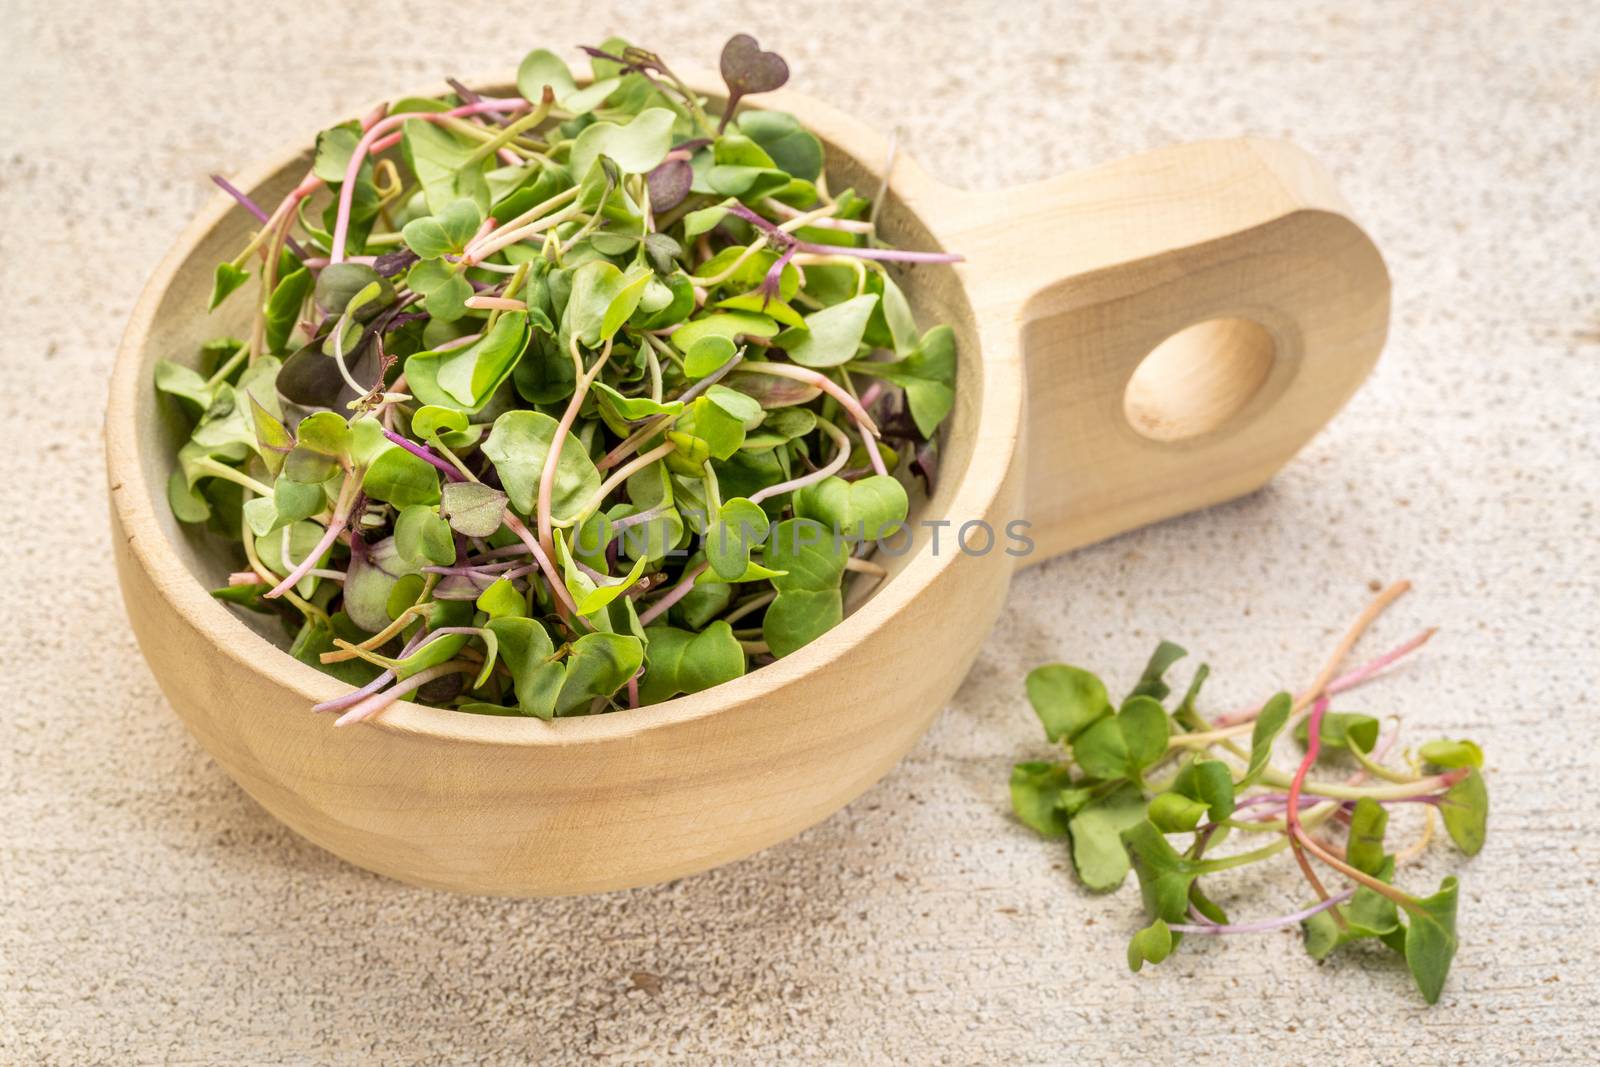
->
[1008,582,1488,1004]
[157,34,961,724]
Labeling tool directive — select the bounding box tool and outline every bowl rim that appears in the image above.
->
[106,66,1023,747]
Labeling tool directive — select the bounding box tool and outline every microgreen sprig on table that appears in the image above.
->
[1008,582,1488,1003]
[156,34,962,724]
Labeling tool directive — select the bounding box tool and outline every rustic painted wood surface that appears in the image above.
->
[5,1,1597,1062]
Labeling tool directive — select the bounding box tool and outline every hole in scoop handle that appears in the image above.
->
[971,138,1391,564]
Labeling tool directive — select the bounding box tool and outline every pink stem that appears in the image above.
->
[1170,890,1355,935]
[334,661,474,726]
[749,421,850,505]
[1212,628,1436,727]
[381,428,464,481]
[501,510,581,620]
[330,98,531,263]
[263,503,350,599]
[637,563,710,626]
[735,362,879,435]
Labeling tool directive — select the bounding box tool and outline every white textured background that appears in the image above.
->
[4,1,1598,1063]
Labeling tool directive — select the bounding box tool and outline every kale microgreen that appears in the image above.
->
[1006,583,1487,1004]
[161,34,963,725]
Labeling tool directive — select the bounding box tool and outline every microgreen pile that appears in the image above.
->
[1008,582,1488,1003]
[157,34,960,725]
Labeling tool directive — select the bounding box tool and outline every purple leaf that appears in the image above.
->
[646,157,694,212]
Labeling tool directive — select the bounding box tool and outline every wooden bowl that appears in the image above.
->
[106,72,1389,895]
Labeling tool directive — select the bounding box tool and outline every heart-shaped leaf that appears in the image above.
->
[705,497,770,580]
[1072,695,1170,781]
[568,107,676,180]
[394,504,456,566]
[638,621,746,704]
[762,517,846,657]
[1069,782,1148,891]
[794,474,908,542]
[481,410,602,521]
[719,33,789,109]
[777,293,878,368]
[1025,664,1112,743]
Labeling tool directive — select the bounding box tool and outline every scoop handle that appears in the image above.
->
[948,138,1390,564]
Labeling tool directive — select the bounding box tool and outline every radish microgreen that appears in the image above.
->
[157,33,961,724]
[1009,583,1488,1003]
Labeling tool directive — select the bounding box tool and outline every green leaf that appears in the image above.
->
[637,622,747,704]
[874,273,919,357]
[485,616,563,719]
[1069,783,1148,891]
[1127,920,1174,973]
[777,294,878,368]
[342,536,422,632]
[439,480,507,538]
[600,265,654,341]
[1008,761,1080,839]
[394,505,456,566]
[683,334,738,378]
[210,262,249,310]
[1072,695,1170,780]
[1347,796,1390,875]
[314,262,392,320]
[264,267,313,354]
[154,358,217,415]
[762,518,846,657]
[1439,767,1488,856]
[411,404,469,441]
[1130,640,1188,702]
[1147,792,1210,833]
[562,260,647,349]
[670,311,778,353]
[1121,819,1204,922]
[670,396,748,467]
[737,109,823,181]
[406,258,472,322]
[296,411,351,459]
[794,474,908,542]
[555,632,644,715]
[403,119,484,213]
[1170,758,1235,822]
[362,445,441,507]
[568,107,676,180]
[481,410,602,520]
[846,324,956,437]
[1404,878,1460,1004]
[553,529,649,617]
[1294,711,1380,753]
[1238,692,1292,788]
[406,310,530,412]
[683,199,737,237]
[401,197,484,260]
[1420,739,1484,769]
[592,381,683,423]
[167,470,211,523]
[705,497,770,581]
[272,476,325,525]
[311,122,362,183]
[516,48,577,103]
[476,578,526,620]
[1024,664,1112,743]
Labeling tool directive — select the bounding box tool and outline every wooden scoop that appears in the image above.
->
[106,73,1388,895]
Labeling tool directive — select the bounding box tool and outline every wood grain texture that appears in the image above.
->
[104,76,1383,895]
